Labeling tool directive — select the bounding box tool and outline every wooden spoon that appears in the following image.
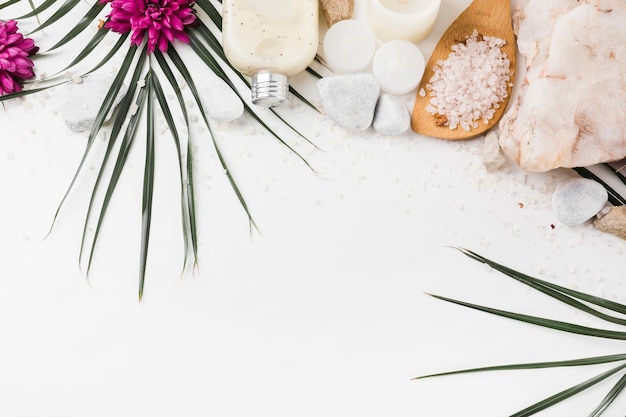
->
[411,0,516,140]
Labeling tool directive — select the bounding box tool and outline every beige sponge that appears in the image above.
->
[320,0,354,27]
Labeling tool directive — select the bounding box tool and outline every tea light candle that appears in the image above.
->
[372,40,425,95]
[322,19,376,74]
[366,0,441,43]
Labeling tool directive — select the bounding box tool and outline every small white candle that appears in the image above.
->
[322,20,376,74]
[366,0,441,43]
[372,40,425,95]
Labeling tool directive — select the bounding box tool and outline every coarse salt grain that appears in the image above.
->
[426,30,511,131]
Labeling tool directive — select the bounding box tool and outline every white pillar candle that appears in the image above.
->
[372,40,425,95]
[365,0,441,43]
[322,19,376,74]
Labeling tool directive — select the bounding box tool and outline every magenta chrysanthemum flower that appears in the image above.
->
[100,0,196,54]
[0,20,38,95]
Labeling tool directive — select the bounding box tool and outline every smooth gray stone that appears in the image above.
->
[317,73,380,133]
[372,94,410,135]
[59,75,126,132]
[552,177,608,226]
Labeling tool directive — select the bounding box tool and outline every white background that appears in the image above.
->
[2,0,626,416]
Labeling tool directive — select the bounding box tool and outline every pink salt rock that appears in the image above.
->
[499,0,626,172]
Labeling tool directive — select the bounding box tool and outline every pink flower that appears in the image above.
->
[100,0,196,54]
[0,20,38,95]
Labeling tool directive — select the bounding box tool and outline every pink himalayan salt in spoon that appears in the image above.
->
[411,0,516,140]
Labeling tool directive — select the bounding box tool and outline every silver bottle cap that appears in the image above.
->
[251,71,289,108]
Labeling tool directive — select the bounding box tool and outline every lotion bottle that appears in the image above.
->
[222,0,319,108]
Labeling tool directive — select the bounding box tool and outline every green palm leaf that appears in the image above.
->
[510,363,626,417]
[12,0,56,18]
[7,0,321,298]
[45,1,106,52]
[195,0,222,29]
[588,371,626,417]
[427,293,626,340]
[84,66,149,277]
[0,83,66,101]
[83,33,130,76]
[423,248,626,415]
[455,247,626,320]
[603,163,626,188]
[78,51,147,264]
[0,0,22,10]
[139,69,156,301]
[48,45,140,236]
[37,29,128,83]
[165,46,258,230]
[414,354,626,380]
[27,0,81,34]
[152,50,198,272]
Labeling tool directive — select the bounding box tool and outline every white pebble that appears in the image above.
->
[552,177,608,226]
[198,76,244,122]
[317,73,380,133]
[372,94,410,135]
[58,75,126,132]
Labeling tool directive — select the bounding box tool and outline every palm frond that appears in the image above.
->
[427,293,626,340]
[0,82,67,101]
[139,69,156,301]
[422,248,626,416]
[165,46,258,230]
[152,50,198,272]
[47,45,140,237]
[455,247,626,323]
[7,0,321,298]
[588,372,626,417]
[12,0,57,19]
[84,63,149,277]
[511,363,626,417]
[83,32,130,76]
[27,0,81,35]
[195,0,222,29]
[74,49,146,292]
[45,1,106,52]
[414,353,626,380]
[604,163,626,187]
[0,0,22,10]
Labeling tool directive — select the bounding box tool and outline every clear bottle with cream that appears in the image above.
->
[222,0,319,108]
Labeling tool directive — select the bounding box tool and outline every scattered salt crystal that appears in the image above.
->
[481,131,506,172]
[425,29,511,130]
